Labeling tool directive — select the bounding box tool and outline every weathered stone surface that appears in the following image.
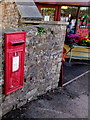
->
[0,24,66,116]
[16,100,27,108]
[26,88,37,97]
[0,0,19,29]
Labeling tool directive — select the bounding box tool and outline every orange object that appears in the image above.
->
[61,48,67,62]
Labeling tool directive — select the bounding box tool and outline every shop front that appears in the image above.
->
[34,0,90,85]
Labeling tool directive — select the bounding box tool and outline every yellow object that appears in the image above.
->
[86,39,90,42]
[64,44,90,60]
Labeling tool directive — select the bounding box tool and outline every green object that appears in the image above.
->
[78,14,90,26]
[37,27,45,35]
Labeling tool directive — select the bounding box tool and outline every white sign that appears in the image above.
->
[12,56,19,72]
[44,16,50,21]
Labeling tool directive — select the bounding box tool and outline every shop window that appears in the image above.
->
[40,8,56,21]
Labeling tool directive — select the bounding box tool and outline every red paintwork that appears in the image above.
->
[4,32,26,95]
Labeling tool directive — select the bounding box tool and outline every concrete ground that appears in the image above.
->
[2,68,89,119]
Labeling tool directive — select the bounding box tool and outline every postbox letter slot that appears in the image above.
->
[10,40,25,46]
[12,42,24,46]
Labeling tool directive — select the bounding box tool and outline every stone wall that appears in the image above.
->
[0,24,66,117]
[0,0,20,29]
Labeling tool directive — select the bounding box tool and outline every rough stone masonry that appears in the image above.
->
[0,0,20,29]
[0,24,67,117]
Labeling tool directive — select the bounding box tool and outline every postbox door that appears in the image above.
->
[8,51,23,89]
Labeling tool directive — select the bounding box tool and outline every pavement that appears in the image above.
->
[64,61,90,83]
[2,62,89,119]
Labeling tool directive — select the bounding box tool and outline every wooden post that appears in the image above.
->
[74,7,80,34]
[55,5,61,21]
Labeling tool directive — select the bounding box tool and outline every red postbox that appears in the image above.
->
[4,32,26,95]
